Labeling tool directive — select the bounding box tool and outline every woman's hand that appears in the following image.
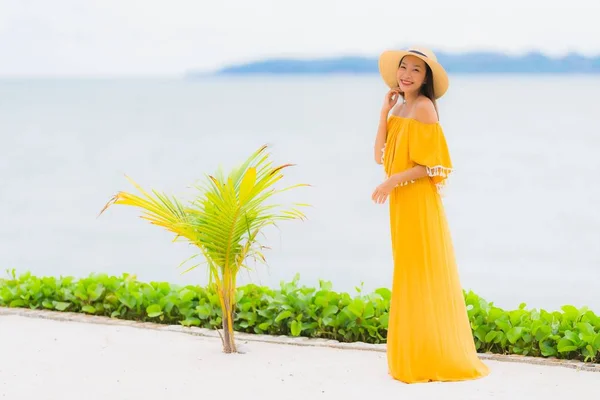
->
[382,88,402,114]
[372,177,397,204]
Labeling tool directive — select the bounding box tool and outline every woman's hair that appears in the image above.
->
[399,57,439,118]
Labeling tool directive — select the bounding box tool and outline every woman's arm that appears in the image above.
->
[373,111,389,165]
[372,163,429,204]
[388,164,428,186]
[374,89,402,164]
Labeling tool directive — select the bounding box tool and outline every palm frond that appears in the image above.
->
[100,145,309,304]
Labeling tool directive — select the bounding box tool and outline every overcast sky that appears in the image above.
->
[1,0,598,76]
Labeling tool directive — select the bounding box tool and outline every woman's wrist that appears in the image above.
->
[388,173,404,187]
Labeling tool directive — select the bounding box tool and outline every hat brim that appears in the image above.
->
[378,50,449,99]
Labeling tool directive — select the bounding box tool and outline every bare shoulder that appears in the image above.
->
[414,97,438,124]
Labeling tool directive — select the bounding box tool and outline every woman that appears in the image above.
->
[371,47,490,384]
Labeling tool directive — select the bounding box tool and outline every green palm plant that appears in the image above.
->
[98,145,309,353]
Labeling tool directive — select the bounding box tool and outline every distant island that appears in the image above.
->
[187,51,600,76]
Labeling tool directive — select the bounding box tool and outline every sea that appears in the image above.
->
[0,74,598,312]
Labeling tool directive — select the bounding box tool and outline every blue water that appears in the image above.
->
[0,75,598,311]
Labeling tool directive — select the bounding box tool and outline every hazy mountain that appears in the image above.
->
[187,51,600,76]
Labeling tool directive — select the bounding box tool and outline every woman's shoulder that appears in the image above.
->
[413,97,439,125]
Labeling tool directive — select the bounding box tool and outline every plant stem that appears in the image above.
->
[220,268,237,353]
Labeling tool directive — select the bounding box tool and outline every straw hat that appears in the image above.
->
[378,47,449,99]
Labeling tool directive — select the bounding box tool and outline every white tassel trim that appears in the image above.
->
[426,165,453,178]
[380,144,386,163]
[396,179,415,187]
[428,166,453,196]
[385,165,454,194]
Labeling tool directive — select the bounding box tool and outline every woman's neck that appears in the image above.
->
[403,91,420,105]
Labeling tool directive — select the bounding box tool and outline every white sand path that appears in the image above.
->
[0,315,598,400]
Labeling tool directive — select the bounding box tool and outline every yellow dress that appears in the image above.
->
[382,115,490,384]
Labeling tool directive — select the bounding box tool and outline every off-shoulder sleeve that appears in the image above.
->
[408,122,453,192]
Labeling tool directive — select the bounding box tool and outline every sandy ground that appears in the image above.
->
[0,315,597,400]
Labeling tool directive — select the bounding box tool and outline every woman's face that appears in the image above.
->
[396,55,427,95]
